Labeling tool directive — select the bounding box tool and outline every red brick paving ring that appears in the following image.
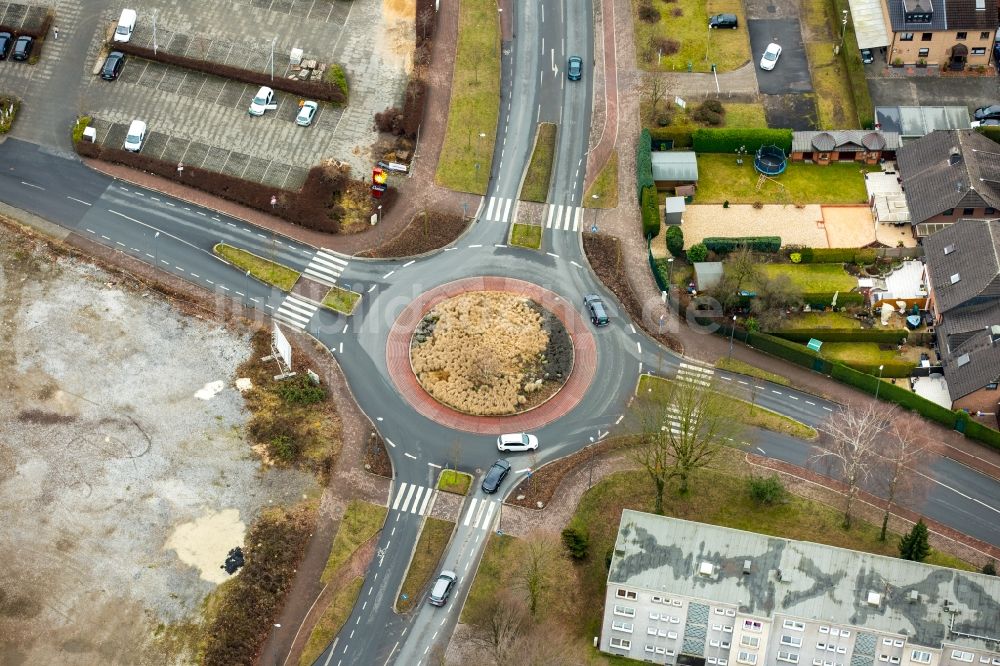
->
[386,277,597,433]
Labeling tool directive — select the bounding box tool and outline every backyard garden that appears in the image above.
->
[631,0,750,73]
[694,154,877,204]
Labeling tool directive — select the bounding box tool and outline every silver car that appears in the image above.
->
[296,101,318,127]
[428,570,457,606]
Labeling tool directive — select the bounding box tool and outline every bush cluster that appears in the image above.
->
[0,96,20,134]
[979,126,1000,145]
[793,247,878,264]
[0,9,53,39]
[747,474,786,505]
[666,225,684,257]
[111,42,347,105]
[692,128,793,154]
[703,236,780,254]
[687,243,708,263]
[275,374,328,406]
[692,100,725,126]
[638,3,661,22]
[561,525,590,560]
[648,36,680,58]
[800,291,865,309]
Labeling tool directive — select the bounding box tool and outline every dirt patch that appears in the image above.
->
[364,430,393,478]
[0,222,317,664]
[358,210,470,258]
[164,509,247,585]
[763,94,819,131]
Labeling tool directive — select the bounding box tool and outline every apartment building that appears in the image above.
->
[600,510,1000,666]
[881,0,997,68]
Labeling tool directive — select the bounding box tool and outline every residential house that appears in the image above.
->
[791,130,900,165]
[895,129,1000,237]
[882,0,998,68]
[600,509,1000,666]
[924,218,1000,410]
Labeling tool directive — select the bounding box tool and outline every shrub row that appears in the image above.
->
[801,292,865,309]
[75,140,351,233]
[692,128,793,154]
[111,42,348,106]
[791,247,878,264]
[772,328,907,344]
[703,236,781,254]
[648,127,693,149]
[641,185,661,239]
[637,128,654,198]
[978,126,1000,145]
[838,360,916,378]
[0,96,20,135]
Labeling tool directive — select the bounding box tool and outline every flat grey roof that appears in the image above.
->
[848,0,892,48]
[875,106,972,138]
[609,510,1000,652]
[651,151,699,182]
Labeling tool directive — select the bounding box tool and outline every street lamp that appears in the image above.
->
[476,132,486,184]
[587,435,598,488]
[840,10,849,48]
[728,314,737,359]
[153,231,160,267]
[874,364,885,400]
[667,257,675,294]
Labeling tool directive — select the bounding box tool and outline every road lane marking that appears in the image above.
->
[382,271,394,279]
[135,192,144,197]
[737,380,748,385]
[757,447,766,455]
[481,501,496,529]
[806,400,816,406]
[721,376,732,381]
[418,488,432,515]
[464,498,478,526]
[191,273,199,278]
[823,406,833,411]
[772,390,782,395]
[428,462,442,468]
[469,244,482,248]
[404,452,416,460]
[165,201,174,207]
[21,181,44,189]
[386,438,395,447]
[115,242,125,247]
[788,395,799,400]
[495,243,507,248]
[85,228,95,234]
[444,247,456,251]
[368,285,376,292]
[546,252,559,258]
[629,324,636,334]
[403,260,415,267]
[342,324,348,334]
[616,414,624,425]
[570,260,582,268]
[339,342,343,354]
[67,196,91,206]
[636,342,642,354]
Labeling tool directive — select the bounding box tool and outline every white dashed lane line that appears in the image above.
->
[468,244,482,248]
[20,181,43,190]
[737,380,748,385]
[771,390,782,395]
[546,252,559,258]
[403,260,415,267]
[382,271,394,279]
[368,285,376,293]
[806,400,816,405]
[67,196,92,206]
[636,342,641,354]
[386,439,396,447]
[404,452,417,460]
[788,395,799,400]
[571,260,582,268]
[823,406,834,411]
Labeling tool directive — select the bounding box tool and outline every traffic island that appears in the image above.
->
[395,517,456,613]
[437,469,473,495]
[213,243,300,291]
[509,222,542,250]
[321,285,361,315]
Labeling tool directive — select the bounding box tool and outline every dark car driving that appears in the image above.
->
[0,32,12,60]
[567,55,583,81]
[11,35,33,61]
[101,51,126,80]
[481,459,511,494]
[584,294,610,327]
[708,13,738,28]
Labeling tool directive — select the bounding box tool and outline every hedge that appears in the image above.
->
[801,292,865,309]
[773,328,908,344]
[648,127,693,149]
[703,236,781,254]
[836,360,916,378]
[965,419,1000,448]
[978,126,1000,146]
[0,10,53,39]
[111,42,348,106]
[641,185,661,239]
[745,331,831,372]
[637,128,654,200]
[666,225,684,257]
[794,247,878,264]
[692,128,793,154]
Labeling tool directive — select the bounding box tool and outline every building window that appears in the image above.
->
[951,651,974,662]
[922,33,932,41]
[613,605,635,618]
[986,208,997,215]
[972,47,986,55]
[609,637,631,650]
[743,620,763,632]
[741,635,760,648]
[737,651,758,665]
[911,651,932,664]
[612,621,633,633]
[615,588,637,600]
[819,626,830,634]
[783,620,806,631]
[963,208,974,215]
[981,32,991,39]
[944,208,955,216]
[781,635,803,647]
[918,48,929,57]
[901,32,914,41]
[777,651,800,664]
[957,31,967,39]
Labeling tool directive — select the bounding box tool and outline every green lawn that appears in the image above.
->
[632,0,751,73]
[638,374,816,440]
[321,501,388,585]
[460,533,515,624]
[780,311,863,330]
[722,102,769,128]
[297,577,364,666]
[758,263,857,293]
[213,243,300,291]
[584,150,619,209]
[434,0,500,194]
[820,342,917,376]
[322,285,361,315]
[397,518,454,612]
[694,153,876,205]
[714,358,790,386]
[519,123,557,202]
[438,469,472,495]
[510,223,542,249]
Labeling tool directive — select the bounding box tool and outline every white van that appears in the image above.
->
[113,9,137,43]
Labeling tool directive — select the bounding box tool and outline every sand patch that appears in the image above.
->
[378,0,416,73]
[164,509,246,584]
[194,380,225,400]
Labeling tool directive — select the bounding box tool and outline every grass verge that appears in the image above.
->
[510,223,542,250]
[583,150,619,208]
[460,533,514,624]
[438,469,472,495]
[321,501,388,585]
[519,123,557,202]
[804,42,859,129]
[694,154,875,204]
[631,0,750,73]
[397,518,455,613]
[322,285,361,315]
[714,358,790,386]
[435,0,500,194]
[297,577,364,666]
[638,374,816,439]
[214,243,300,291]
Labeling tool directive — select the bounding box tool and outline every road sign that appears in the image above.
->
[273,323,292,367]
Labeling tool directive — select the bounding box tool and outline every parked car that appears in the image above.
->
[567,55,583,81]
[123,119,146,152]
[296,100,318,126]
[860,48,874,64]
[584,294,610,327]
[759,42,782,71]
[972,119,1000,128]
[113,9,137,43]
[11,35,33,61]
[708,13,738,29]
[497,433,538,452]
[248,86,275,116]
[101,51,126,81]
[973,104,1000,122]
[0,32,12,60]
[428,570,457,607]
[481,459,511,494]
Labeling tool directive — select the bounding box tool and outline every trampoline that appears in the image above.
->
[754,144,788,176]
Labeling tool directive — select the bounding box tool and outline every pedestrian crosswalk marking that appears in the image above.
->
[544,203,583,231]
[482,196,514,223]
[274,294,319,329]
[303,248,348,285]
[461,497,500,531]
[676,362,714,387]
[391,482,437,516]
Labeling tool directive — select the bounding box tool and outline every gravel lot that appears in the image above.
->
[0,223,316,664]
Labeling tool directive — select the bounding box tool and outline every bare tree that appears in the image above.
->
[641,73,669,119]
[474,590,527,666]
[750,272,802,331]
[418,7,436,42]
[812,402,889,529]
[712,244,761,313]
[875,411,937,541]
[632,378,742,508]
[510,531,563,616]
[508,620,587,665]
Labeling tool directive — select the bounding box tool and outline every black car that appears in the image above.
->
[481,459,511,494]
[860,48,874,64]
[973,104,1000,122]
[101,51,126,81]
[567,55,582,81]
[708,13,738,29]
[0,32,12,60]
[11,35,33,61]
[584,294,610,327]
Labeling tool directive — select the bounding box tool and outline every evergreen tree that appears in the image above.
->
[898,519,931,562]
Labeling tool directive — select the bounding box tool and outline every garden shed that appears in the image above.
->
[651,151,698,191]
[693,262,723,291]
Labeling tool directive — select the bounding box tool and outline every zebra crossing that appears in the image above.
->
[483,196,515,224]
[544,204,584,232]
[391,482,436,516]
[273,294,319,330]
[676,362,715,387]
[462,497,500,532]
[302,248,348,285]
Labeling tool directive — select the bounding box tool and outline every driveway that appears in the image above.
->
[748,19,812,94]
[867,75,1000,115]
